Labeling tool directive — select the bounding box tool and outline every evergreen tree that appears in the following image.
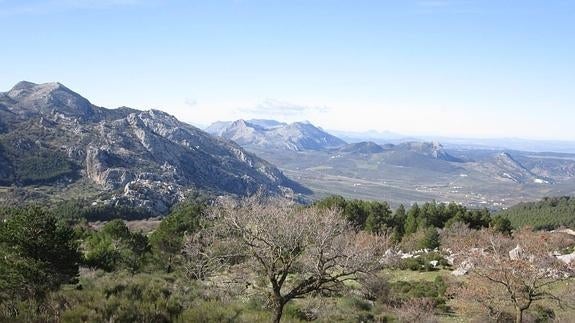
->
[490,215,513,235]
[150,201,203,272]
[315,195,347,210]
[419,227,440,250]
[393,204,407,237]
[404,203,420,235]
[365,201,392,234]
[344,200,369,228]
[0,206,81,301]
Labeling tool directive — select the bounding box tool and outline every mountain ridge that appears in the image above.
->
[0,81,309,213]
[206,119,346,151]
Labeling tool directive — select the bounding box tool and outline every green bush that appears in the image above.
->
[531,304,555,322]
[396,253,448,272]
[490,215,513,235]
[150,201,204,272]
[83,220,151,272]
[390,277,449,311]
[59,272,191,323]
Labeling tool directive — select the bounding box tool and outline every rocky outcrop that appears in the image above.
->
[120,177,186,214]
[85,147,133,189]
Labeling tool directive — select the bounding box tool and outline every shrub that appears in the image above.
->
[58,272,191,323]
[396,252,448,272]
[177,300,242,323]
[83,220,151,272]
[389,277,450,314]
[531,304,555,322]
[360,275,391,303]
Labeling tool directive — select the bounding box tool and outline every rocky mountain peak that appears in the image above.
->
[9,81,70,99]
[231,119,249,128]
[0,82,308,214]
[225,119,262,135]
[397,141,462,162]
[5,81,94,119]
[9,80,38,91]
[207,119,346,151]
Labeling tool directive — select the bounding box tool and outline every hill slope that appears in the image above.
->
[498,196,575,229]
[0,81,307,213]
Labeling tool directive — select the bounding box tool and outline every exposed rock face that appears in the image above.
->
[206,119,347,151]
[509,245,524,260]
[0,81,308,214]
[452,260,474,276]
[557,252,575,265]
[85,147,134,189]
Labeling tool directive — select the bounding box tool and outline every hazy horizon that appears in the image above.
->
[1,0,574,141]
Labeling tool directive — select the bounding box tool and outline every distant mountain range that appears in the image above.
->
[328,129,575,154]
[0,82,308,213]
[206,119,575,208]
[207,119,460,162]
[208,122,575,154]
[205,119,346,151]
[328,129,415,144]
[437,137,575,154]
[1,82,573,213]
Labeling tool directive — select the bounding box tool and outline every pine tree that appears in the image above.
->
[404,203,420,235]
[393,204,407,236]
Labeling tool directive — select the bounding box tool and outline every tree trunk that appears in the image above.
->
[166,255,173,273]
[272,301,285,323]
[515,307,523,323]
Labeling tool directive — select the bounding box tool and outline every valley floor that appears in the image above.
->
[251,148,575,209]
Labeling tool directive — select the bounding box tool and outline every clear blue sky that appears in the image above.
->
[1,0,574,140]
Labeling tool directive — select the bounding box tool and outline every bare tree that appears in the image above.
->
[444,227,575,323]
[182,227,231,280]
[394,297,438,323]
[196,195,394,323]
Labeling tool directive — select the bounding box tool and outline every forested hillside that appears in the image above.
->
[498,196,575,229]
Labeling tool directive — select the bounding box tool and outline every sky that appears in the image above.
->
[0,0,574,140]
